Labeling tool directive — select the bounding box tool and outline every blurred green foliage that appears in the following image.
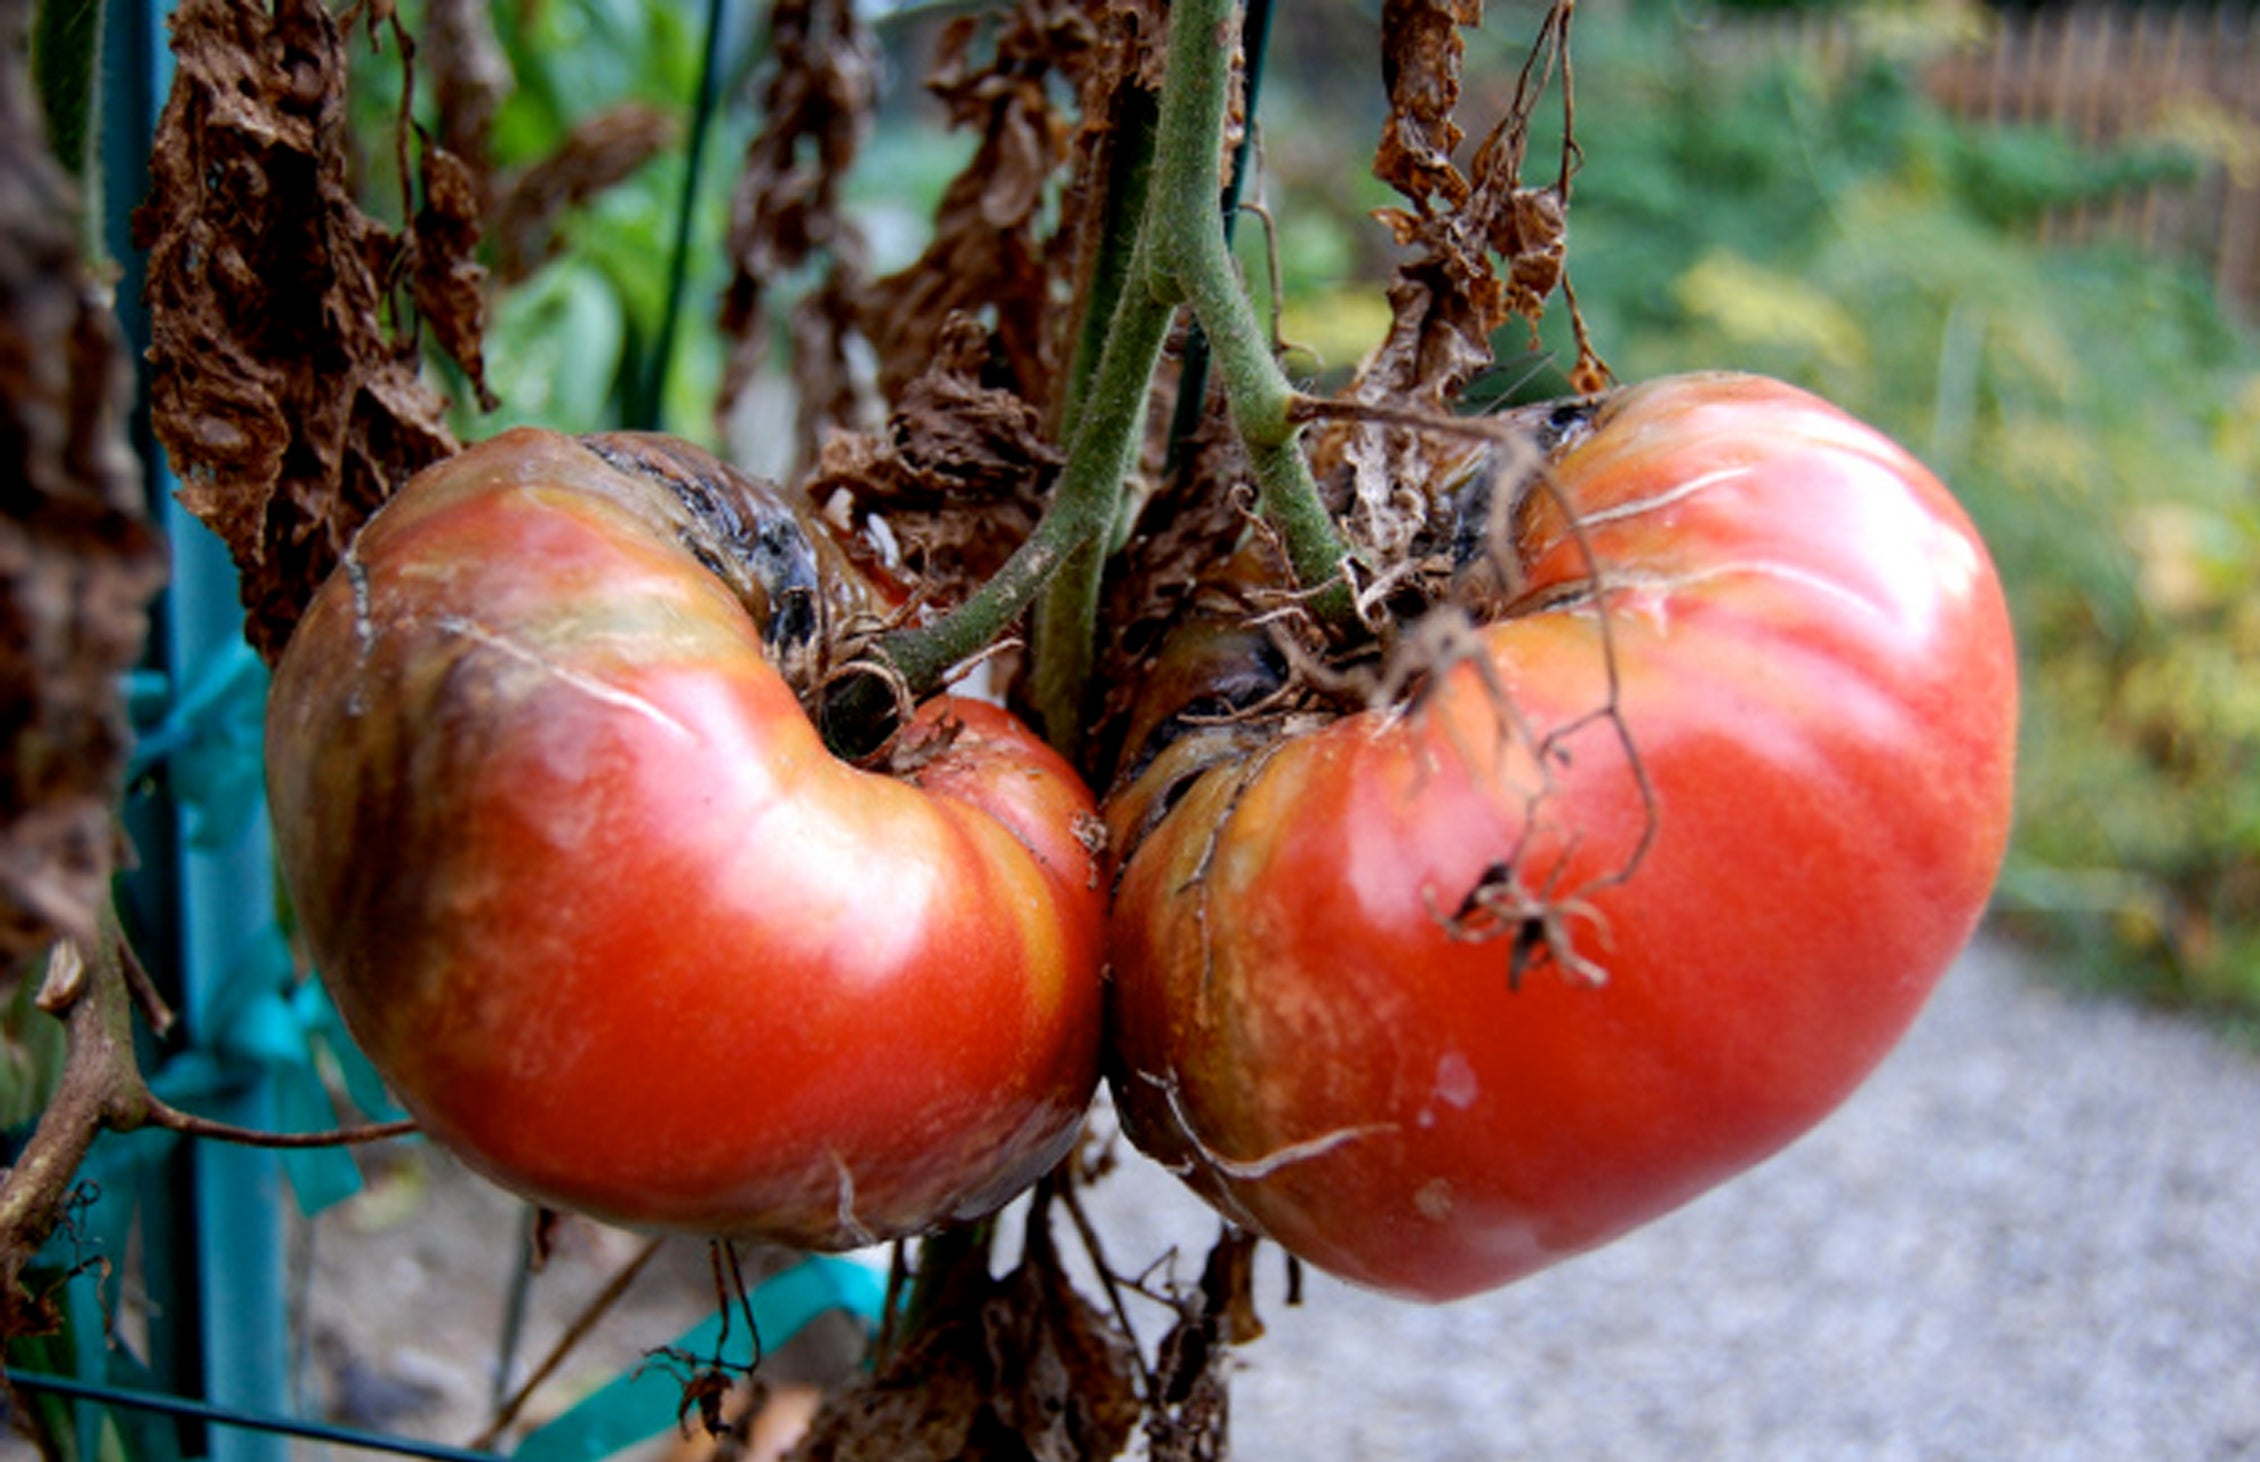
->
[348,0,749,440]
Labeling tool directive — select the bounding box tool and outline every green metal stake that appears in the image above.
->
[164,511,291,1462]
[108,0,293,1455]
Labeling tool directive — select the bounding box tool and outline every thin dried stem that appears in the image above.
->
[142,1103,418,1149]
[471,1234,668,1449]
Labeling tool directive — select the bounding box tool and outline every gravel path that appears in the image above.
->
[1082,937,2260,1461]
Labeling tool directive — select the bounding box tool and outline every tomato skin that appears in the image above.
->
[1106,373,2018,1302]
[266,428,1106,1248]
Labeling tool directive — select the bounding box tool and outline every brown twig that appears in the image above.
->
[472,1232,668,1449]
[141,1102,419,1149]
[0,923,428,1342]
[112,929,176,1039]
[0,936,150,1337]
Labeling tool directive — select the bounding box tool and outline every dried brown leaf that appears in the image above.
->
[984,1218,1143,1462]
[425,0,513,185]
[790,1214,1139,1462]
[0,9,166,970]
[803,315,1060,608]
[850,0,1102,405]
[716,0,876,449]
[488,103,679,284]
[1144,1227,1265,1462]
[1374,0,1481,210]
[412,142,497,411]
[135,0,458,663]
[1318,0,1597,564]
[718,0,1157,475]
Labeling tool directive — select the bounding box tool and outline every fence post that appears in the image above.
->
[105,0,296,1457]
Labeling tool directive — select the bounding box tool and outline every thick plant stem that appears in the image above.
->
[831,240,1171,759]
[1024,254,1173,748]
[825,0,1357,759]
[1027,83,1163,752]
[1055,84,1160,438]
[1028,536,1108,751]
[1141,0,1355,627]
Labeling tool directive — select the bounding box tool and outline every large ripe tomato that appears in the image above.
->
[266,429,1106,1248]
[1105,372,2018,1302]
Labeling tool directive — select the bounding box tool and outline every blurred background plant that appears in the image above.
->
[365,0,2260,1029]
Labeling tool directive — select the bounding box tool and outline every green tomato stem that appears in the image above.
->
[1140,0,1356,628]
[1055,84,1160,437]
[827,0,1358,761]
[825,283,1166,758]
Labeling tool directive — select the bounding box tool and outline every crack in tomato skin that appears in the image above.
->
[432,613,699,740]
[1103,373,2019,1302]
[1156,1076,1398,1183]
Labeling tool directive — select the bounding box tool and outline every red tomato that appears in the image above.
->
[266,429,1106,1248]
[1105,373,2018,1301]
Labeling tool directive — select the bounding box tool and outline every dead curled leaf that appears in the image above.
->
[1373,0,1481,211]
[423,0,513,186]
[787,1216,1140,1462]
[716,0,878,458]
[1142,1226,1266,1462]
[849,0,1104,406]
[134,0,465,664]
[717,0,1158,480]
[413,144,498,413]
[1314,0,1595,566]
[802,315,1062,609]
[0,6,167,970]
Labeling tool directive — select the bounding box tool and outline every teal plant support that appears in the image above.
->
[107,0,293,1453]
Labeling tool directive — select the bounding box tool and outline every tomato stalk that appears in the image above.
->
[1054,85,1160,442]
[829,0,1357,759]
[819,287,1170,756]
[1135,0,1353,630]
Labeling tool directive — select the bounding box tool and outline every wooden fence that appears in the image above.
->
[1713,6,2260,316]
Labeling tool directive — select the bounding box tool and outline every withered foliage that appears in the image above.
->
[1314,0,1603,566]
[1086,420,1269,778]
[424,0,513,187]
[849,0,1107,405]
[720,0,1162,475]
[134,0,480,663]
[1360,0,1589,403]
[1141,1227,1267,1462]
[716,0,876,458]
[789,1215,1141,1462]
[1372,0,1482,211]
[803,316,1062,609]
[413,144,498,413]
[0,8,166,973]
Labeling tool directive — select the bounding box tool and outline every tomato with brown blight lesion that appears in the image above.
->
[266,428,1108,1249]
